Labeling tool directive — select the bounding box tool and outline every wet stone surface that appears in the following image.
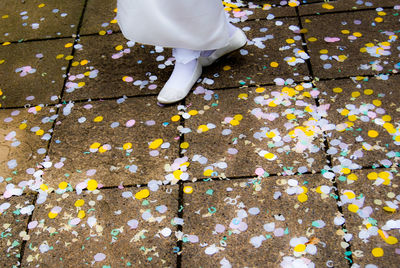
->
[0,107,55,195]
[302,8,400,79]
[0,195,35,267]
[336,168,400,267]
[21,186,179,267]
[184,84,326,179]
[181,175,348,267]
[315,76,400,169]
[0,0,84,43]
[43,97,181,188]
[0,38,74,108]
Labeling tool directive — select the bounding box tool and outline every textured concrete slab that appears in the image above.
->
[202,18,310,90]
[337,168,400,267]
[184,85,326,179]
[80,0,119,36]
[43,97,181,188]
[62,33,173,101]
[315,76,400,169]
[21,186,179,267]
[0,38,74,108]
[300,0,399,15]
[0,107,55,194]
[302,8,400,79]
[0,0,84,43]
[181,175,347,267]
[0,195,35,267]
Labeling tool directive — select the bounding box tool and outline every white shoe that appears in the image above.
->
[157,60,202,104]
[198,28,247,67]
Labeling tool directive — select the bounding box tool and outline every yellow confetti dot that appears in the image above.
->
[188,110,198,116]
[0,60,3,64]
[230,119,240,126]
[64,43,73,48]
[183,186,193,194]
[71,61,79,67]
[87,179,98,191]
[56,54,64,59]
[78,82,85,87]
[374,17,383,23]
[223,65,231,71]
[341,30,350,34]
[347,173,358,181]
[19,123,27,130]
[149,138,163,149]
[333,87,343,93]
[58,181,68,190]
[348,115,357,121]
[2,15,9,19]
[266,132,276,138]
[2,41,11,46]
[35,129,44,136]
[90,142,101,149]
[308,37,317,42]
[298,193,308,203]
[264,152,276,160]
[382,115,391,122]
[286,39,295,44]
[383,206,396,213]
[270,62,279,68]
[98,146,107,153]
[65,55,74,60]
[288,2,298,7]
[256,87,266,93]
[135,189,150,200]
[93,116,103,122]
[286,114,296,120]
[99,30,106,36]
[48,212,58,219]
[38,3,45,8]
[341,109,350,116]
[367,172,378,180]
[353,32,362,37]
[341,168,350,174]
[171,115,180,122]
[364,89,373,95]
[110,19,118,24]
[371,248,384,257]
[180,142,189,149]
[372,99,381,106]
[384,236,398,245]
[77,210,86,219]
[238,93,248,99]
[198,125,209,132]
[348,204,359,213]
[123,142,132,150]
[368,130,379,138]
[80,59,88,65]
[74,199,85,207]
[294,244,306,252]
[344,192,355,199]
[395,136,400,142]
[203,169,213,176]
[115,45,123,51]
[322,3,334,9]
[40,184,48,191]
[319,49,328,54]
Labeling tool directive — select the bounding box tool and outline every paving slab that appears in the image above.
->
[183,84,326,179]
[0,195,35,267]
[21,186,179,267]
[314,76,400,170]
[0,107,56,195]
[62,33,173,101]
[337,168,400,267]
[202,18,310,90]
[181,175,347,267]
[302,8,400,79]
[43,97,181,189]
[299,0,399,16]
[0,38,74,108]
[80,0,119,36]
[0,0,84,43]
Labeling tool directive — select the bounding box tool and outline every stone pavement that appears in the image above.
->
[0,0,399,267]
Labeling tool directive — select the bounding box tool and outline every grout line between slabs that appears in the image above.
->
[18,192,38,266]
[295,6,354,266]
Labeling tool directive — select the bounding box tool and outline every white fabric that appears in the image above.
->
[116,0,231,50]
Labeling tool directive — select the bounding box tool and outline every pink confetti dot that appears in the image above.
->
[126,119,136,127]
